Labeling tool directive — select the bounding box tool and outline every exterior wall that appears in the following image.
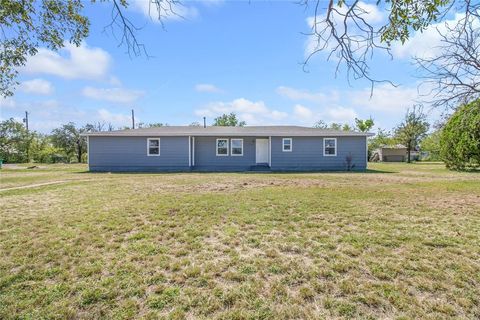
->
[270,136,367,171]
[193,136,259,171]
[381,148,407,162]
[88,136,190,171]
[88,135,368,172]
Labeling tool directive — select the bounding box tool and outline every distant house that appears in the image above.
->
[82,126,373,172]
[372,146,407,162]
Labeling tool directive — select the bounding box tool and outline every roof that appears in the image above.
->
[82,126,374,137]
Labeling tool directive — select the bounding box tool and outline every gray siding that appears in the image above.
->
[193,136,258,171]
[87,135,367,172]
[89,136,189,172]
[270,136,367,171]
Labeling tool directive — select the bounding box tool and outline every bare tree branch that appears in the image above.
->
[416,2,480,109]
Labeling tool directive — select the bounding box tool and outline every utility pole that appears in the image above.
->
[131,109,135,129]
[203,116,206,128]
[23,111,29,132]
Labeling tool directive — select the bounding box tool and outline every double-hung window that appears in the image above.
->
[147,138,160,156]
[216,138,229,156]
[324,138,337,156]
[231,139,243,156]
[282,138,292,152]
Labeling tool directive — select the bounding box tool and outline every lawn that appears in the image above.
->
[0,163,479,319]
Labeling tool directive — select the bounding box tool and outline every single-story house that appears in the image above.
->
[83,126,373,172]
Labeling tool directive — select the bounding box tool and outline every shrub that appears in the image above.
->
[440,99,480,170]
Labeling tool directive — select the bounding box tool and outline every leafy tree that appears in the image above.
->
[137,122,168,128]
[50,122,89,163]
[212,113,246,127]
[355,118,374,132]
[29,134,63,163]
[440,99,480,170]
[189,121,201,127]
[3,0,477,98]
[394,106,430,163]
[313,121,354,131]
[1,0,89,97]
[420,130,442,161]
[0,118,31,162]
[313,120,328,129]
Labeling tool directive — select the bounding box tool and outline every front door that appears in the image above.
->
[256,139,269,164]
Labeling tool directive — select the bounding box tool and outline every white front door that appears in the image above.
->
[256,139,269,164]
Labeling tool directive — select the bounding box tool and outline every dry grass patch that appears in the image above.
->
[0,162,479,319]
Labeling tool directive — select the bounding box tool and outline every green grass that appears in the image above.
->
[0,163,479,319]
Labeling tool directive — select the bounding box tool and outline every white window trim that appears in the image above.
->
[231,138,244,156]
[282,138,292,152]
[323,137,337,156]
[216,138,229,156]
[147,138,160,156]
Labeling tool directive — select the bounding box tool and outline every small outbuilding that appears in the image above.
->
[372,145,407,162]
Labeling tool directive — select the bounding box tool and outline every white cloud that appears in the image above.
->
[195,98,288,125]
[131,0,198,22]
[293,104,314,120]
[195,83,223,93]
[97,109,132,126]
[82,86,145,104]
[0,97,17,109]
[391,13,477,59]
[277,86,339,104]
[348,83,421,113]
[326,106,358,123]
[18,78,54,95]
[23,43,111,80]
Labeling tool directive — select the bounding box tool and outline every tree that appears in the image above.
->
[304,0,479,90]
[415,6,480,109]
[313,120,328,129]
[440,99,480,170]
[355,118,374,132]
[50,122,89,163]
[313,120,354,131]
[0,0,182,97]
[189,121,201,127]
[212,113,246,127]
[420,130,442,161]
[137,122,168,128]
[394,106,430,163]
[2,0,478,98]
[0,118,31,162]
[1,0,88,97]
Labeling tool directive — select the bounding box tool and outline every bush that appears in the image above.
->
[440,100,480,170]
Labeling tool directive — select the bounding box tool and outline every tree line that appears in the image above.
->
[1,100,478,170]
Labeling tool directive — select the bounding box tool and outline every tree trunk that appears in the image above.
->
[407,141,411,163]
[77,141,82,163]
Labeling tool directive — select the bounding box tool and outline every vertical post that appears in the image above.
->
[192,137,195,166]
[131,109,135,129]
[23,111,29,132]
[188,136,191,167]
[203,117,206,128]
[268,136,272,167]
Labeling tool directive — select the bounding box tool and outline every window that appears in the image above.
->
[216,138,229,156]
[231,139,243,156]
[147,138,160,156]
[324,138,337,156]
[282,138,292,152]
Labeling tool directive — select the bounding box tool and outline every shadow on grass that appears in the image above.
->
[78,168,397,174]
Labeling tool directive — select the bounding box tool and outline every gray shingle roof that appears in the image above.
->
[82,126,374,137]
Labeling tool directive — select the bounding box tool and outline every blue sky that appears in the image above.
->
[1,0,451,133]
